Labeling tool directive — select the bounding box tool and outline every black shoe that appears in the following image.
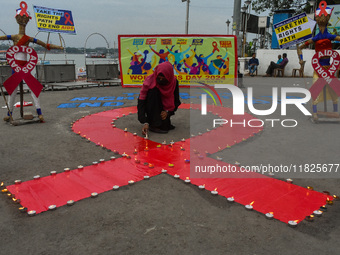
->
[149,126,168,134]
[168,124,175,130]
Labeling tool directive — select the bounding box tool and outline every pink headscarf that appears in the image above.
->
[139,62,177,111]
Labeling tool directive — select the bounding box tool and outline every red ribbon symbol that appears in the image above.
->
[64,12,73,25]
[212,42,220,53]
[310,49,340,100]
[3,46,43,97]
[317,1,329,17]
[19,1,30,17]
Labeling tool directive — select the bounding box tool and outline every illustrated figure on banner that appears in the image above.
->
[298,1,340,120]
[0,1,63,122]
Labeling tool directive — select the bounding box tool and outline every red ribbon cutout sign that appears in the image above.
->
[19,1,29,17]
[310,49,340,100]
[317,1,328,17]
[64,12,73,25]
[212,41,220,53]
[3,45,43,97]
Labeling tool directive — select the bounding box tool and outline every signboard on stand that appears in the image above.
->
[33,5,76,34]
[118,34,237,87]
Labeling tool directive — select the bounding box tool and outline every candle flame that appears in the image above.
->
[294,220,299,223]
[327,197,330,201]
[0,182,3,186]
[214,188,217,191]
[186,177,189,180]
[309,215,314,218]
[269,212,274,215]
[250,201,255,206]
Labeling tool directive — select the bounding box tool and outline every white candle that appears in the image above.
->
[227,197,235,203]
[67,200,75,206]
[64,168,70,172]
[50,171,57,175]
[184,178,191,184]
[33,175,40,180]
[265,212,274,219]
[288,220,298,227]
[174,174,180,179]
[161,169,167,173]
[91,192,98,198]
[245,204,253,210]
[286,178,293,184]
[313,210,323,217]
[28,210,36,216]
[198,185,205,190]
[48,205,57,211]
[14,180,22,185]
[78,165,84,169]
[110,156,116,160]
[211,190,218,195]
[128,180,135,185]
[144,176,150,180]
[112,185,120,190]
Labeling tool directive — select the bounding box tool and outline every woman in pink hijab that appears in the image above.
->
[138,62,181,134]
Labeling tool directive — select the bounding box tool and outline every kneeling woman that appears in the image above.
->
[138,62,181,134]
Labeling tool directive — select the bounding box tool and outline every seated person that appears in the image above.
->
[277,54,283,64]
[138,62,181,134]
[248,53,259,77]
[264,53,288,77]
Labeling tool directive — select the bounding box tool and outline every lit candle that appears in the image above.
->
[96,143,100,146]
[92,161,98,165]
[112,185,120,190]
[319,205,327,212]
[19,207,27,213]
[78,165,84,169]
[133,149,138,154]
[110,156,116,160]
[198,132,202,136]
[307,186,314,190]
[305,215,314,222]
[184,159,190,163]
[180,147,185,151]
[148,163,154,168]
[99,159,105,163]
[184,177,191,184]
[235,162,240,166]
[112,125,116,128]
[28,210,36,217]
[133,133,137,136]
[326,197,334,205]
[245,201,254,210]
[174,174,180,179]
[168,163,174,168]
[181,138,185,142]
[64,168,70,172]
[34,175,40,180]
[122,152,127,157]
[313,210,323,217]
[1,188,8,193]
[124,128,128,132]
[67,200,75,206]
[162,140,167,145]
[265,212,274,220]
[91,192,98,198]
[144,147,149,151]
[14,180,22,185]
[333,195,339,200]
[170,140,174,145]
[227,197,234,203]
[161,169,167,173]
[211,188,218,196]
[216,156,222,161]
[144,176,150,180]
[198,184,205,190]
[286,178,293,184]
[48,205,57,211]
[288,220,298,228]
[128,180,135,185]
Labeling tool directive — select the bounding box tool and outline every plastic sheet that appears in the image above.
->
[7,104,333,224]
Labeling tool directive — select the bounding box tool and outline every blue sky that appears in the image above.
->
[0,0,236,48]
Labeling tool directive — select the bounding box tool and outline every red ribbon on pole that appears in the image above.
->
[64,12,73,25]
[310,49,340,100]
[3,45,43,97]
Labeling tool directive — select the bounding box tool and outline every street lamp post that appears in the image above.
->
[226,19,231,34]
[182,0,190,34]
[241,0,252,57]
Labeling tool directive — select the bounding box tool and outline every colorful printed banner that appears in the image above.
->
[118,35,237,87]
[33,5,76,34]
[274,13,316,49]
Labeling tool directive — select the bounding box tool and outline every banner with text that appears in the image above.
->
[274,13,316,49]
[33,5,76,34]
[118,35,237,87]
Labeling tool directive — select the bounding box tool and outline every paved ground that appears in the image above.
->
[0,76,339,255]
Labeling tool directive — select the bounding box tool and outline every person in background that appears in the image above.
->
[264,53,288,77]
[138,62,181,134]
[248,53,259,77]
[277,54,283,64]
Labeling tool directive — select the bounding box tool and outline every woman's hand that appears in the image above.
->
[142,123,149,135]
[160,111,168,120]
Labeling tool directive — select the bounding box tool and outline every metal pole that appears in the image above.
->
[233,0,241,36]
[185,0,190,34]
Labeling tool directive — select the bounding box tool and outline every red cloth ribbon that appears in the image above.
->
[310,49,340,100]
[317,1,328,17]
[19,1,30,17]
[3,45,43,97]
[64,12,73,25]
[212,41,220,53]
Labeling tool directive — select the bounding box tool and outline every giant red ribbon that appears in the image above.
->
[310,49,340,100]
[64,12,73,25]
[3,45,43,97]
